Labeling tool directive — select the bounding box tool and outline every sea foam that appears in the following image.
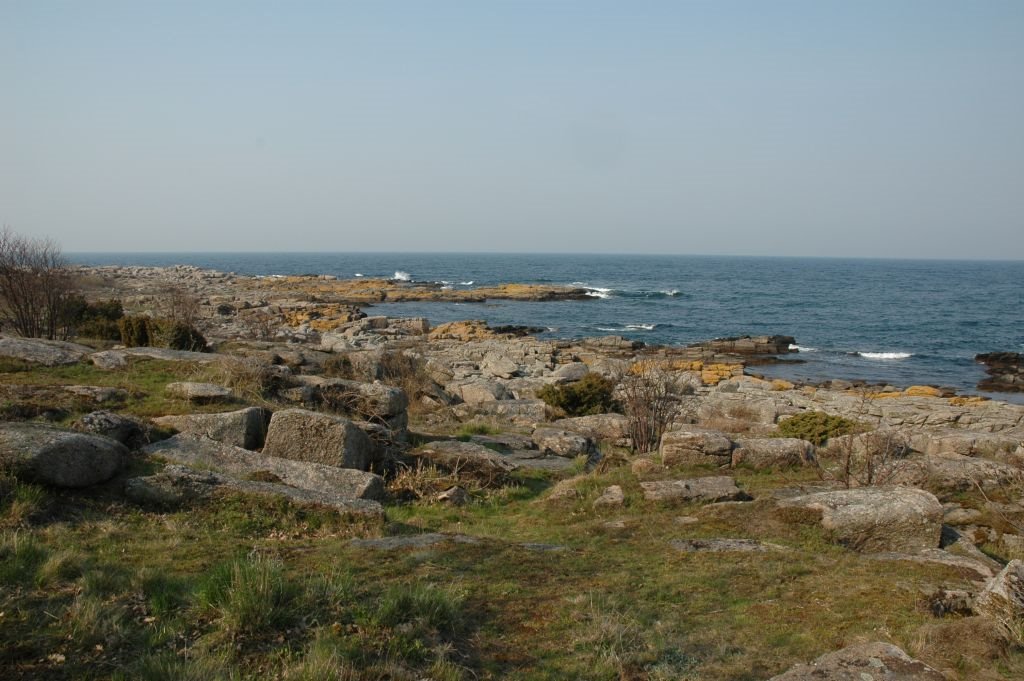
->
[857,351,913,360]
[393,270,412,281]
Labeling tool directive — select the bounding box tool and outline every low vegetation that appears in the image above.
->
[777,411,860,445]
[537,372,618,417]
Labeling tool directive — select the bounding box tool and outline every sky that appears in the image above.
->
[1,1,1023,259]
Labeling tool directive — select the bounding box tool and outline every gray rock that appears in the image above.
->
[481,352,519,379]
[553,413,630,444]
[453,379,509,404]
[72,410,149,449]
[124,464,383,517]
[888,453,1024,493]
[501,449,577,471]
[531,427,595,459]
[143,434,384,500]
[552,362,590,383]
[411,440,518,482]
[90,350,129,370]
[659,428,734,467]
[165,382,232,402]
[776,486,942,553]
[262,408,374,471]
[0,336,91,366]
[670,538,786,553]
[731,437,816,469]
[0,422,127,487]
[453,399,549,424]
[62,385,128,404]
[767,641,945,680]
[640,476,748,504]
[122,347,217,363]
[436,486,469,505]
[973,560,1024,637]
[153,407,269,450]
[593,485,625,509]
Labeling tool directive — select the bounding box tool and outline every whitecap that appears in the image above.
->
[661,289,680,297]
[858,351,913,360]
[459,281,474,286]
[393,270,411,281]
[789,344,817,352]
[354,273,364,277]
[624,323,656,331]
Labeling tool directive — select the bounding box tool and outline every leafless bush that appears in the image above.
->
[822,427,913,488]
[618,361,693,454]
[161,284,202,326]
[211,356,286,401]
[0,227,78,339]
[239,309,280,340]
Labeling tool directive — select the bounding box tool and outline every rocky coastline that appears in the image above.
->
[3,263,1024,679]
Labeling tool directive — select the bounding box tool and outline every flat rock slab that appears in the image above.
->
[62,385,128,404]
[500,449,576,471]
[866,548,995,583]
[144,434,384,500]
[671,538,787,553]
[520,543,568,552]
[0,336,92,366]
[0,422,127,487]
[531,427,595,458]
[123,347,219,363]
[165,382,232,402]
[731,437,816,469]
[777,486,942,553]
[659,428,734,466]
[350,533,480,550]
[125,464,383,517]
[768,641,945,680]
[152,407,269,450]
[641,476,749,504]
[412,440,519,482]
[889,453,1024,493]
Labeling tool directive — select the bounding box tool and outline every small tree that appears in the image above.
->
[619,361,690,454]
[0,227,77,339]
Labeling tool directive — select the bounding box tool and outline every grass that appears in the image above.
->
[2,365,1023,679]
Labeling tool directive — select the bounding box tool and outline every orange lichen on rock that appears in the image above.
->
[902,385,943,398]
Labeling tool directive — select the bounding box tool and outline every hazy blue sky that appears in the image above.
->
[2,1,1022,258]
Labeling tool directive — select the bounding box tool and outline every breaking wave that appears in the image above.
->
[856,351,913,360]
[789,344,817,352]
[393,270,412,281]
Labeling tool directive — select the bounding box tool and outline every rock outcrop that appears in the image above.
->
[0,422,127,487]
[767,641,945,680]
[153,407,270,450]
[262,408,374,470]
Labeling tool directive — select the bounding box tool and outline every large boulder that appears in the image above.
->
[262,409,374,471]
[481,352,519,379]
[888,453,1024,493]
[659,428,734,467]
[731,437,816,470]
[72,410,149,449]
[410,440,518,483]
[124,464,384,517]
[0,422,127,487]
[767,641,945,680]
[304,377,409,439]
[452,379,509,404]
[143,434,384,500]
[152,407,269,450]
[531,427,595,459]
[776,486,942,553]
[640,476,747,503]
[973,560,1024,638]
[0,336,92,366]
[453,399,549,424]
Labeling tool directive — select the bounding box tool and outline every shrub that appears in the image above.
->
[537,373,618,417]
[619,362,688,453]
[777,411,859,445]
[67,297,124,340]
[118,315,207,351]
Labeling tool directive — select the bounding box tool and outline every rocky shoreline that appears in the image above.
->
[3,263,1024,678]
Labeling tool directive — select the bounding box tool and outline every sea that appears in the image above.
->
[69,253,1024,403]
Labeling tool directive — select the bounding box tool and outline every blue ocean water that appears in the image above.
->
[70,253,1024,401]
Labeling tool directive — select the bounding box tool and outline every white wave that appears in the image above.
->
[661,289,680,296]
[393,270,411,281]
[595,327,619,332]
[354,273,364,277]
[625,323,656,331]
[586,290,611,299]
[858,351,913,360]
[789,344,817,352]
[459,281,474,286]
